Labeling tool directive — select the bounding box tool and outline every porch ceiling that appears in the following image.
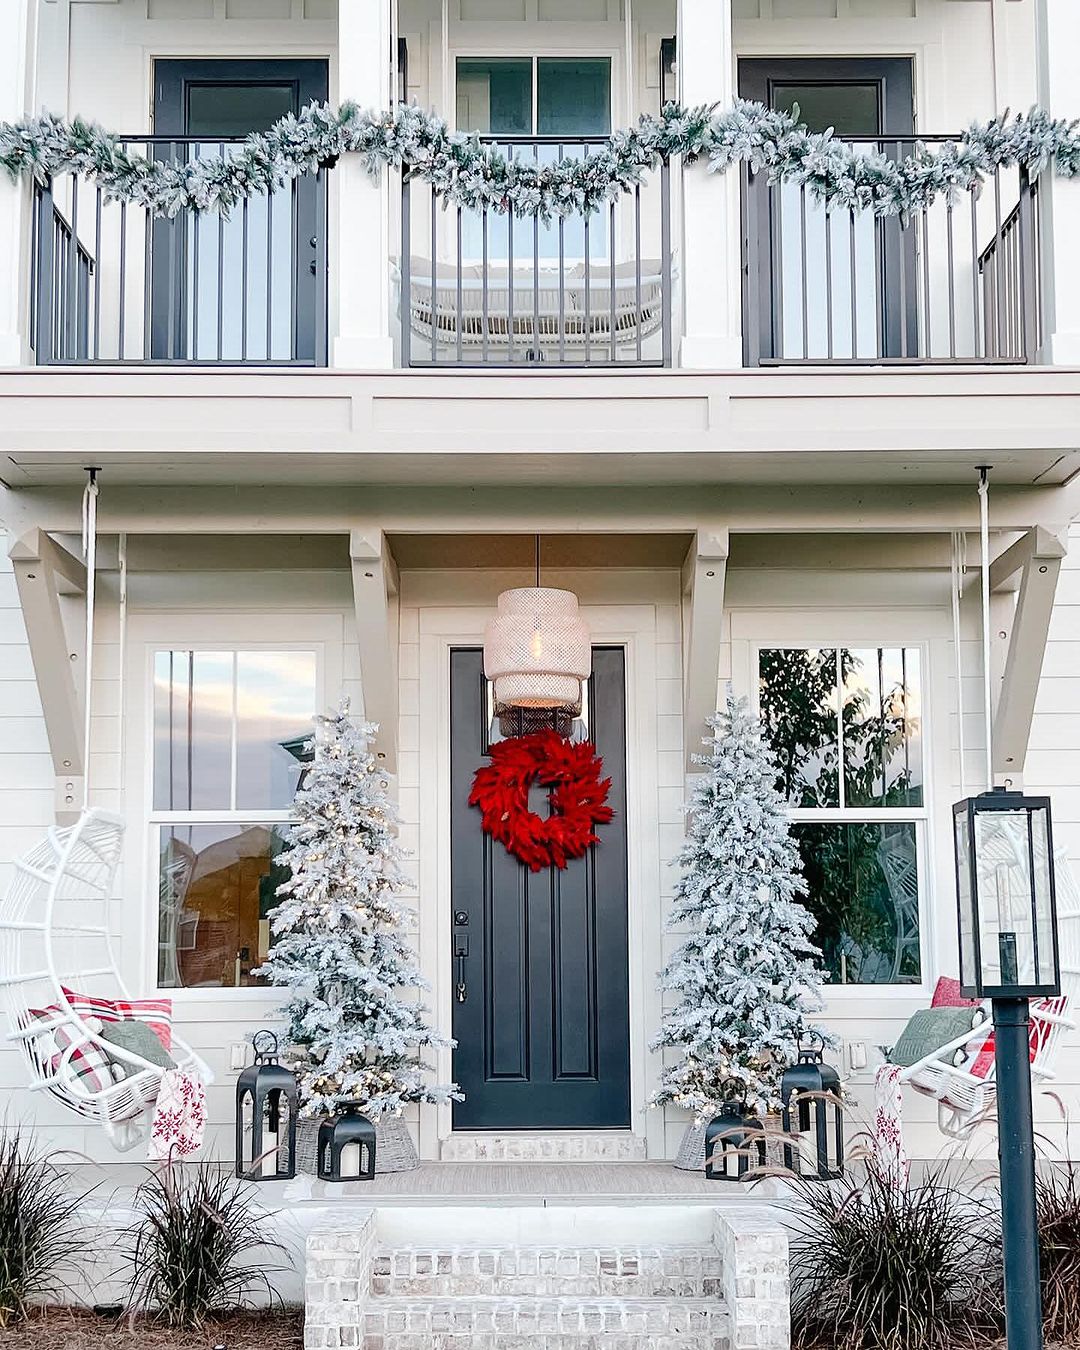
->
[1,367,1080,489]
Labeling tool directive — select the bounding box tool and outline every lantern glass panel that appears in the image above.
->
[955,809,977,993]
[973,806,1054,991]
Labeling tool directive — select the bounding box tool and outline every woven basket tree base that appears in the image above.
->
[296,1112,420,1175]
[673,1122,707,1171]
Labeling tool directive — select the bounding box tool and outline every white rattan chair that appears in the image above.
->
[400,257,668,356]
[0,809,212,1151]
[899,848,1080,1136]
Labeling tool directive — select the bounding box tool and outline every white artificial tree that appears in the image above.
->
[651,693,827,1119]
[257,701,458,1119]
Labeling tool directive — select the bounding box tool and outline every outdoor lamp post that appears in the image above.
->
[954,787,1060,1350]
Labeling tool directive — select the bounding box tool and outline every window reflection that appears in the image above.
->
[236,650,318,810]
[153,650,233,812]
[793,821,920,985]
[158,822,290,989]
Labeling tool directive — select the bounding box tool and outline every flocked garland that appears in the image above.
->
[2,98,1080,222]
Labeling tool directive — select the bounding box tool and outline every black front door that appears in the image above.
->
[152,60,328,362]
[739,57,916,363]
[450,647,631,1129]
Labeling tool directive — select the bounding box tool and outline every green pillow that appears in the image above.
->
[99,1019,176,1078]
[888,1007,983,1068]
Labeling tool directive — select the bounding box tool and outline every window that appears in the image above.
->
[758,647,925,985]
[455,56,612,260]
[151,649,317,990]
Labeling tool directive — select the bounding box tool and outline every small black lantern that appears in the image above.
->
[235,1031,297,1181]
[704,1082,767,1182]
[317,1102,377,1182]
[954,788,1060,999]
[780,1033,844,1179]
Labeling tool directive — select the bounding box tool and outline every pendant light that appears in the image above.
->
[483,536,590,733]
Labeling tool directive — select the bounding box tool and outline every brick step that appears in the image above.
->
[361,1293,732,1348]
[371,1243,723,1298]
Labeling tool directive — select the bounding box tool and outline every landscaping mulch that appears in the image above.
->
[3,1308,304,1350]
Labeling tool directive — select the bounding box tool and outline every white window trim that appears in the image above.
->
[750,638,934,997]
[125,613,344,1003]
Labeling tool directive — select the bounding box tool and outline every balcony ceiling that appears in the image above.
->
[1,367,1079,489]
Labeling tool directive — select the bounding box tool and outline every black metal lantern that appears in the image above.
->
[317,1102,377,1182]
[780,1033,844,1179]
[954,788,1060,999]
[703,1082,767,1182]
[235,1031,298,1181]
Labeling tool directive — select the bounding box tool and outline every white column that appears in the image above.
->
[0,0,37,366]
[333,0,394,369]
[676,0,740,369]
[1036,0,1080,364]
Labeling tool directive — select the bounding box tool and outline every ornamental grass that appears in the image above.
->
[0,1129,89,1327]
[786,1158,1003,1350]
[122,1162,282,1329]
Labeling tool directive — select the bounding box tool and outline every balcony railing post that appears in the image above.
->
[33,177,56,365]
[660,156,672,369]
[1018,164,1039,362]
[400,170,412,368]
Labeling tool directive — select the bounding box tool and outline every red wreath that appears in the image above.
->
[469,729,614,872]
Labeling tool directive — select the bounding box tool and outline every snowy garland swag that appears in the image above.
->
[2,98,1080,221]
[255,701,459,1120]
[650,695,828,1118]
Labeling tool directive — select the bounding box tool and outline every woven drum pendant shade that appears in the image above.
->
[484,587,591,715]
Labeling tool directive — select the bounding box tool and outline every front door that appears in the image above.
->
[450,646,631,1129]
[151,59,328,362]
[740,57,916,362]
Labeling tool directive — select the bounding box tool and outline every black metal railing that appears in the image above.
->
[399,136,672,368]
[30,135,328,365]
[742,135,1041,365]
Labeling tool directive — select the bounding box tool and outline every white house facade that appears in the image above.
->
[2,0,1080,1171]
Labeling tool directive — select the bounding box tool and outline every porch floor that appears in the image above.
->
[75,1161,769,1207]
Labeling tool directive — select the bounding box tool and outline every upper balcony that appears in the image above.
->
[0,0,1074,378]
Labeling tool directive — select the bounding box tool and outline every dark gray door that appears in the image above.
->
[152,60,328,362]
[739,58,915,362]
[450,647,630,1129]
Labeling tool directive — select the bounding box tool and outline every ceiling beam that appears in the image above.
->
[7,529,87,822]
[350,527,399,773]
[682,526,730,772]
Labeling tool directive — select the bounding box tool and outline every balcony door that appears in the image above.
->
[151,59,328,362]
[739,58,915,363]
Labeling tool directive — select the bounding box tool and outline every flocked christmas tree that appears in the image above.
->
[256,701,458,1119]
[651,694,827,1118]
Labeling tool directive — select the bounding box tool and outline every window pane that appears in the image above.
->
[153,651,234,811]
[842,647,923,808]
[235,651,317,810]
[793,821,921,984]
[456,58,532,134]
[537,59,611,135]
[158,822,289,989]
[186,83,296,137]
[769,83,880,136]
[758,648,840,807]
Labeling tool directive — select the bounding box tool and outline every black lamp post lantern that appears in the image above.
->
[703,1082,767,1182]
[234,1031,298,1181]
[779,1033,844,1179]
[317,1102,377,1182]
[954,786,1061,1350]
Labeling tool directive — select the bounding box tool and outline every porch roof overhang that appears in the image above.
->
[2,365,1080,490]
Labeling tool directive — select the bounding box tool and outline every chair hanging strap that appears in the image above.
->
[80,468,99,811]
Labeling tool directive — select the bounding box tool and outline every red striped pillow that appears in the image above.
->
[967,996,1067,1080]
[61,987,173,1052]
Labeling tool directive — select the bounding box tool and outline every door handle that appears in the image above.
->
[454,933,469,1002]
